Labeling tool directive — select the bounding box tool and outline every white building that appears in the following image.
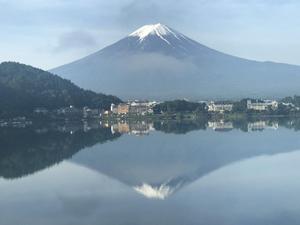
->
[111,101,157,115]
[207,102,233,113]
[247,100,278,111]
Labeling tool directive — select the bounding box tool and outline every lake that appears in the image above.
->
[1,118,300,225]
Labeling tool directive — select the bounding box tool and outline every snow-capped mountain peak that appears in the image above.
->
[52,23,300,100]
[129,23,181,44]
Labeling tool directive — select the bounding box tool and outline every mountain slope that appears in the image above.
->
[51,23,300,100]
[0,62,122,114]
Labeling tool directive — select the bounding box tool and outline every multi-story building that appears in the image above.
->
[111,103,130,115]
[129,101,156,115]
[111,101,157,115]
[207,102,233,113]
[247,100,278,111]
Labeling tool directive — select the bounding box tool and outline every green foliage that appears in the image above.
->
[282,95,300,107]
[0,62,122,114]
[272,103,294,115]
[232,99,248,112]
[153,100,207,114]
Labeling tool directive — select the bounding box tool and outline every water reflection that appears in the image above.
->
[0,121,120,179]
[0,118,300,225]
[111,121,155,136]
[72,119,300,200]
[1,117,300,182]
[1,118,300,224]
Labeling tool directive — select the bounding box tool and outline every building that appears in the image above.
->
[207,102,233,113]
[129,101,156,115]
[118,104,130,114]
[130,104,149,115]
[111,101,157,115]
[110,103,117,114]
[111,103,130,115]
[247,100,278,111]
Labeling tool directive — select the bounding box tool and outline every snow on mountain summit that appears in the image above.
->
[129,23,182,44]
[51,22,300,100]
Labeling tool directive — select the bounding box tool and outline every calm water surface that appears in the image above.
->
[1,119,300,225]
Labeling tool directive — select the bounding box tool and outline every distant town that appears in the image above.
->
[2,96,300,131]
[30,97,300,119]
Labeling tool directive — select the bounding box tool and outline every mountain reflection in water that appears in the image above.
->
[0,118,299,185]
[1,118,300,225]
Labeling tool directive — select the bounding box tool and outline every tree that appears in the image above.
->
[0,62,122,114]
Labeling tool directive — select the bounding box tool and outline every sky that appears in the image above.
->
[1,0,300,70]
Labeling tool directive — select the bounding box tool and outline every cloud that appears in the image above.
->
[117,0,187,28]
[2,0,300,69]
[55,30,98,52]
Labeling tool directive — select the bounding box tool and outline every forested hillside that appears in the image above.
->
[0,62,122,115]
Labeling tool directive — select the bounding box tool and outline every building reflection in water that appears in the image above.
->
[247,120,279,131]
[208,121,234,131]
[111,121,155,136]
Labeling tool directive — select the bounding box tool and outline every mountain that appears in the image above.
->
[51,23,300,100]
[0,62,122,115]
